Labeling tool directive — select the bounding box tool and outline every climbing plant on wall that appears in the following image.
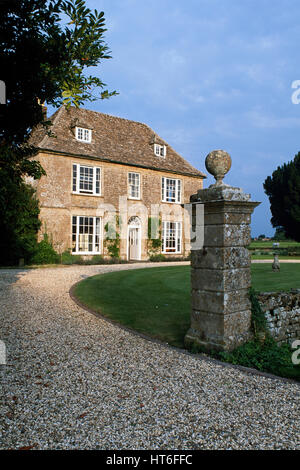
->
[104,215,121,258]
[147,216,162,256]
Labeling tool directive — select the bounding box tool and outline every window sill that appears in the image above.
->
[161,200,181,204]
[128,196,141,201]
[72,192,102,197]
[72,251,102,256]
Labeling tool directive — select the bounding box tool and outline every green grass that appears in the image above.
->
[74,264,300,349]
[251,254,300,260]
[249,240,300,249]
[251,263,300,292]
[74,266,191,348]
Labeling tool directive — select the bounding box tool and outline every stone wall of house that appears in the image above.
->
[257,290,300,345]
[35,151,203,259]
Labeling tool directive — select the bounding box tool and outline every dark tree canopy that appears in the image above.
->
[264,152,300,242]
[273,227,287,241]
[0,0,117,264]
[0,0,117,146]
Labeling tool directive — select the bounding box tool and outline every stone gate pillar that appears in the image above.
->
[185,150,260,352]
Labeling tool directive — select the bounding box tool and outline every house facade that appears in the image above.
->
[30,106,205,260]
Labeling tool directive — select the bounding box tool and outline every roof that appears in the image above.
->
[30,106,205,178]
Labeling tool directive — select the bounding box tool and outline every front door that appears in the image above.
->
[129,227,140,260]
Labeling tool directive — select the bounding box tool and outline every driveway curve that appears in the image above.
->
[0,263,299,450]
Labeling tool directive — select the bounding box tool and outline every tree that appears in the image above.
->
[0,0,117,264]
[264,152,300,242]
[273,227,287,241]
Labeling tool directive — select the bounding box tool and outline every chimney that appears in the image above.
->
[41,103,47,120]
[37,98,47,120]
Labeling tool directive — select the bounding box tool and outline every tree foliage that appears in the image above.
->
[273,227,287,241]
[0,0,117,264]
[264,152,300,242]
[60,0,118,107]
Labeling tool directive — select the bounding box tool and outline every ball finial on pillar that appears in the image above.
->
[205,150,232,187]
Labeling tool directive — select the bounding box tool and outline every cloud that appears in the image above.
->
[160,49,186,68]
[247,110,300,129]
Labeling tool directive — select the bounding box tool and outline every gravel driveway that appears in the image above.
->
[0,263,299,450]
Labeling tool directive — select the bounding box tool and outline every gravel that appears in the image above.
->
[0,263,299,450]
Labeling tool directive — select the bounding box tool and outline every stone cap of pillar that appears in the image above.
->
[195,185,251,203]
[190,150,260,207]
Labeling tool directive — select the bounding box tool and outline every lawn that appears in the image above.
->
[251,255,300,260]
[74,265,191,348]
[249,240,300,260]
[251,263,300,291]
[74,264,300,349]
[74,264,300,380]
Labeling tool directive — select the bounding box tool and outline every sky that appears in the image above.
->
[56,0,300,236]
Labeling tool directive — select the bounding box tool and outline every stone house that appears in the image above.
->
[30,106,205,260]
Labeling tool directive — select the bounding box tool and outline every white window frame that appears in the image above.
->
[154,144,166,158]
[72,216,102,255]
[75,127,92,143]
[162,177,181,203]
[162,221,182,254]
[72,163,101,196]
[128,172,141,200]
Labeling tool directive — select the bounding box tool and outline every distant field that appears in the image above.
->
[249,240,300,249]
[251,255,300,260]
[249,240,300,260]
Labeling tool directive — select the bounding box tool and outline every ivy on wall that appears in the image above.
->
[147,216,162,256]
[104,215,121,258]
[249,287,268,339]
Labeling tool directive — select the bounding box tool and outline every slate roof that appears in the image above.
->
[30,106,205,178]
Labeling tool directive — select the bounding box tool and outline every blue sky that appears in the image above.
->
[62,0,300,236]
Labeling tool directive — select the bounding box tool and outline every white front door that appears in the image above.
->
[129,227,140,260]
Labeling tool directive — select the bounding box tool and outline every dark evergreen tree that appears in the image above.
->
[264,152,300,242]
[0,0,117,264]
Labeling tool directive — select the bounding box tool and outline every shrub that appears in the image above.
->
[149,254,190,262]
[149,254,166,262]
[89,255,105,264]
[30,234,59,265]
[107,256,127,264]
[61,252,126,265]
[217,337,299,380]
[61,250,74,265]
[72,255,87,265]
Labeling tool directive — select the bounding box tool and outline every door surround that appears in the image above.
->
[127,216,141,261]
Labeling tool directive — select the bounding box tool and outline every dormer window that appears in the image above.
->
[154,144,166,158]
[76,127,92,143]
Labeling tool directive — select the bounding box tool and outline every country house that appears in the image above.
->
[30,106,205,260]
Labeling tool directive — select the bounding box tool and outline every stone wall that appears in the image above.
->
[257,290,300,345]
